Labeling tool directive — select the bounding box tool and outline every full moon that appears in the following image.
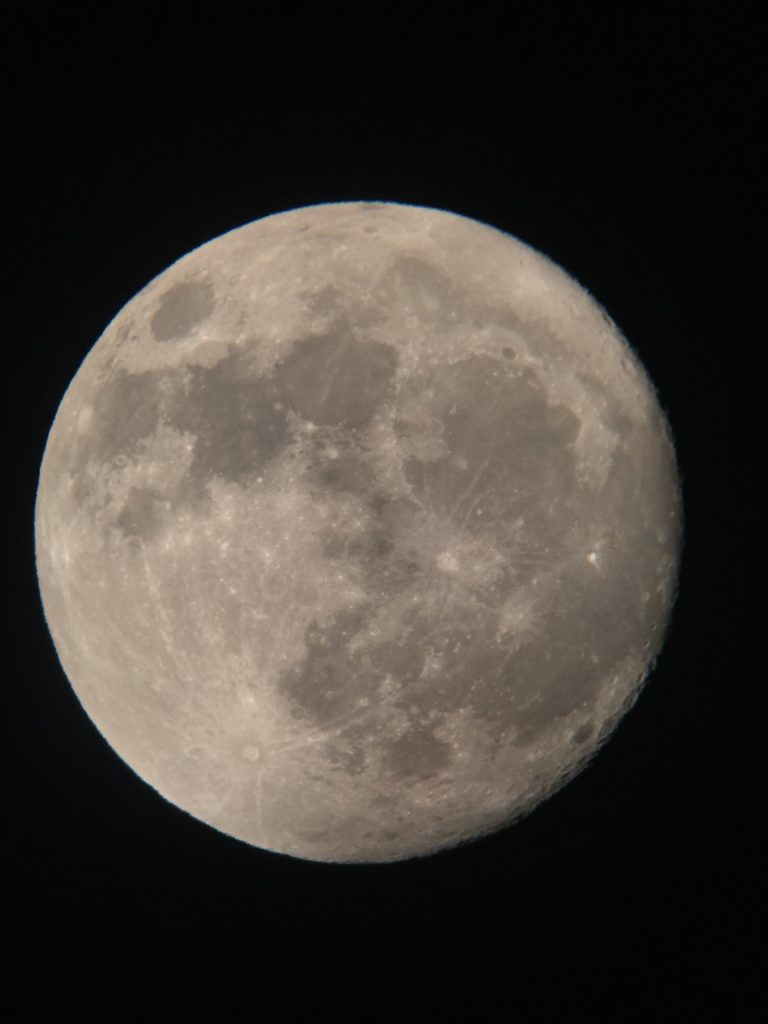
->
[35,202,682,862]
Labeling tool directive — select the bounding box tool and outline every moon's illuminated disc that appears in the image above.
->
[35,202,682,862]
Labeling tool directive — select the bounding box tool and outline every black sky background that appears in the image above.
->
[3,9,760,1016]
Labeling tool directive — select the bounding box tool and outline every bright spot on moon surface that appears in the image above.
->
[35,202,682,863]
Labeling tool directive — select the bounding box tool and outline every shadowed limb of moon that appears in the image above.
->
[35,201,682,863]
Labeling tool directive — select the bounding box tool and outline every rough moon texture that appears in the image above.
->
[35,202,682,863]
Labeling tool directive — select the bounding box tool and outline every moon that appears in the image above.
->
[35,201,682,863]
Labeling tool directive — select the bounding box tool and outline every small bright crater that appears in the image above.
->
[437,551,460,573]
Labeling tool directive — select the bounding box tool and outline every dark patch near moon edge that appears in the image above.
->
[70,370,171,504]
[150,280,215,342]
[379,254,567,365]
[572,722,595,744]
[115,487,167,542]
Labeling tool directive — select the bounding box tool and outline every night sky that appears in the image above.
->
[4,9,759,1016]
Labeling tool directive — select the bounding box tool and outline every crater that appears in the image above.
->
[572,722,595,745]
[151,280,215,342]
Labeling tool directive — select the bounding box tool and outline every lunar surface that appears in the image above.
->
[35,202,682,862]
